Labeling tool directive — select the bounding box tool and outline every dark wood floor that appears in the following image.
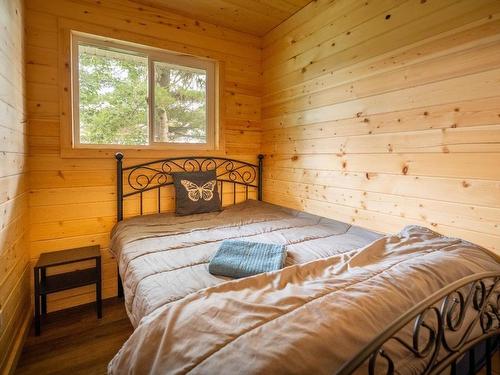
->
[15,298,132,375]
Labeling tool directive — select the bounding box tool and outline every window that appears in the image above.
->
[71,32,217,149]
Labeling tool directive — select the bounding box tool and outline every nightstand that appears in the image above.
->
[33,245,102,335]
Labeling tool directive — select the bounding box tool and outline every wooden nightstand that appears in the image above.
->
[34,245,102,336]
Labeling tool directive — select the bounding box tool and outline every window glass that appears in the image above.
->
[78,45,149,145]
[73,34,216,149]
[153,61,207,144]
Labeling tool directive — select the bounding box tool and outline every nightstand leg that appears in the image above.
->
[96,257,102,318]
[34,268,41,336]
[41,268,47,315]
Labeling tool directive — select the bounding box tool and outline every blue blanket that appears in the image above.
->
[209,240,286,278]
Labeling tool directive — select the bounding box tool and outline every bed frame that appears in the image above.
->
[338,272,500,375]
[114,153,498,374]
[114,152,264,295]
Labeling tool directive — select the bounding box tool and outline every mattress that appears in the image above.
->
[110,199,382,327]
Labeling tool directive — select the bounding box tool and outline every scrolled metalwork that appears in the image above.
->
[123,157,258,194]
[368,349,394,375]
[337,272,500,375]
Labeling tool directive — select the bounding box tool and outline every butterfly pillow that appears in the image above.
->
[172,170,221,216]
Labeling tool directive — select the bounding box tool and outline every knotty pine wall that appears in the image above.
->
[26,0,261,312]
[261,0,500,253]
[0,0,31,373]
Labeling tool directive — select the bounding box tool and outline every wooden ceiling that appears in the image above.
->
[130,0,313,36]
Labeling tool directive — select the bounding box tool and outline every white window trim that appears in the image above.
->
[71,31,217,150]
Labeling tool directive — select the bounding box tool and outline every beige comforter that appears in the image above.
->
[108,225,500,374]
[111,200,380,327]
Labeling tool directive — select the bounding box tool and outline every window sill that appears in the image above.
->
[60,146,226,159]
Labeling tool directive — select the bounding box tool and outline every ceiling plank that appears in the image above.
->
[130,0,312,36]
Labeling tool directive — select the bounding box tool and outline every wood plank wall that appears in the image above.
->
[25,0,261,312]
[0,0,31,373]
[261,0,500,254]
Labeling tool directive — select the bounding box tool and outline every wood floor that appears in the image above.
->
[15,298,132,375]
[13,297,500,374]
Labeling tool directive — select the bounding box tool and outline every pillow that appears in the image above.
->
[172,170,221,216]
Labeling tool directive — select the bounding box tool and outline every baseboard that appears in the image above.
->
[0,307,32,375]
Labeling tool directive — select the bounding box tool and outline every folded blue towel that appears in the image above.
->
[209,240,286,278]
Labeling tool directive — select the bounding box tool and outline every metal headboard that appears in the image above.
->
[115,152,264,221]
[338,272,500,375]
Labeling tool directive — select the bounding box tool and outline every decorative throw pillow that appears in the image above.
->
[172,170,221,216]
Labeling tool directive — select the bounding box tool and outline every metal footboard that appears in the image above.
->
[338,272,500,375]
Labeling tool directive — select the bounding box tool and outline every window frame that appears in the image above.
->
[71,31,217,150]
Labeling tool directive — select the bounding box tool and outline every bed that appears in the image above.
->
[110,153,500,374]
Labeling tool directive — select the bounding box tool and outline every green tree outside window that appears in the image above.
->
[78,44,208,146]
